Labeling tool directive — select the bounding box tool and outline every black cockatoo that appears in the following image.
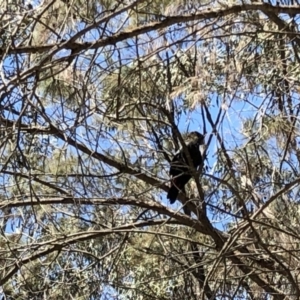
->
[167,131,205,204]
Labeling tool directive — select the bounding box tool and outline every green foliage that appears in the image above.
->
[1,0,300,299]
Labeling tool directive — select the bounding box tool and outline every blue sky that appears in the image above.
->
[2,1,300,298]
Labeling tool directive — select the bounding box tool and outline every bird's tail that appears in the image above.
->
[167,185,179,204]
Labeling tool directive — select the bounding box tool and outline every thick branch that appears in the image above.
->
[1,3,299,56]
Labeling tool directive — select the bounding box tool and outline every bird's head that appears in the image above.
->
[188,131,205,145]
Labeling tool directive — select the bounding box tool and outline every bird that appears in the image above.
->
[167,131,205,204]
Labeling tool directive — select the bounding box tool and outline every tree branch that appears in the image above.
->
[1,3,299,56]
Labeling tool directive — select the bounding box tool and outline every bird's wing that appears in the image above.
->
[169,150,188,176]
